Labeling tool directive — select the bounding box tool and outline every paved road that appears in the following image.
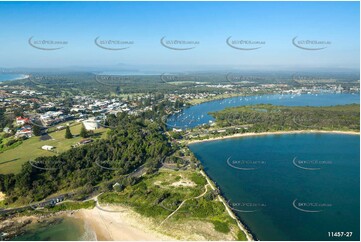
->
[0,194,69,216]
[1,152,171,216]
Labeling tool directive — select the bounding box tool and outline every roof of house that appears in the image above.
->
[79,139,93,144]
[16,116,29,121]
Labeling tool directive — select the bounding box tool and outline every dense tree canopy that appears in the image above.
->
[210,104,360,132]
[0,114,172,204]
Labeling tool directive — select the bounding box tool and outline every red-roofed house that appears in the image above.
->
[15,125,33,138]
[16,117,30,125]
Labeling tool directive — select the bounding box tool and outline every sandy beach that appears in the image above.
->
[73,202,246,241]
[74,205,175,241]
[187,130,360,144]
[17,74,30,80]
[0,192,5,201]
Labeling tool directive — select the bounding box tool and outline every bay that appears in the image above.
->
[11,217,95,241]
[0,74,27,82]
[167,93,360,129]
[189,133,360,241]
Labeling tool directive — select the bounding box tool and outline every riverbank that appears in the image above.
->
[188,93,246,105]
[187,130,360,144]
[187,92,280,105]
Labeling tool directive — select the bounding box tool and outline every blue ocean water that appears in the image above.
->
[11,217,90,241]
[189,133,360,241]
[0,74,26,82]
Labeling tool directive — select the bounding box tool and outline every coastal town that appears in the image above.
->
[1,0,360,241]
[0,77,359,140]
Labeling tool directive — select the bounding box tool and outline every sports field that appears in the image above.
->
[0,123,108,174]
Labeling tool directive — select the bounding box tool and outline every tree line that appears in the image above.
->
[210,104,360,132]
[0,113,173,205]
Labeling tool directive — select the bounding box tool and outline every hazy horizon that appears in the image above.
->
[0,1,359,70]
[0,64,360,75]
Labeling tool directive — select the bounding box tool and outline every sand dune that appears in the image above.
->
[74,206,175,241]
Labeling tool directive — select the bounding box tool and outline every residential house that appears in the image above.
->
[16,116,29,125]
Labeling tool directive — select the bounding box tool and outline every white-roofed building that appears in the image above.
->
[82,118,100,130]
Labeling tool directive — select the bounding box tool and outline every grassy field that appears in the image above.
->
[99,169,246,240]
[99,169,205,217]
[0,123,108,174]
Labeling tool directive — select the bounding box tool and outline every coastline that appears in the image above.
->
[8,129,354,241]
[0,74,29,82]
[73,206,175,241]
[3,199,245,241]
[187,130,360,144]
[73,194,255,241]
[0,211,83,240]
[187,129,360,241]
[199,170,255,241]
[188,93,247,105]
[16,74,30,80]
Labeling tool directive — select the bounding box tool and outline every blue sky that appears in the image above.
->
[0,1,359,71]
